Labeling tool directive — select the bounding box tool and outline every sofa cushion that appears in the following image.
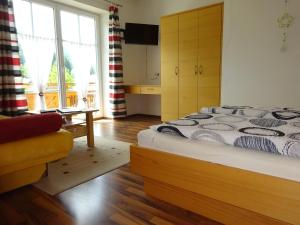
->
[0,113,62,144]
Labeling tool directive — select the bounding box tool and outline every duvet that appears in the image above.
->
[151,106,300,157]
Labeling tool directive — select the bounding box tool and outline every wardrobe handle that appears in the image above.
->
[195,65,198,75]
[199,65,203,75]
[175,66,179,76]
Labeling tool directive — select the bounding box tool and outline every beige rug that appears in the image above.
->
[34,136,130,195]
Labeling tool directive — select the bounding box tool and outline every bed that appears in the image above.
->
[130,107,300,225]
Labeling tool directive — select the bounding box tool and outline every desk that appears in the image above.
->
[124,85,161,95]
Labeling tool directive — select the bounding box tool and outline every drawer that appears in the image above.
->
[140,86,161,95]
[124,85,141,94]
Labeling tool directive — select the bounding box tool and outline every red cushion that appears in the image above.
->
[0,113,63,144]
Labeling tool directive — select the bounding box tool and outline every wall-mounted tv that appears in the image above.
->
[124,23,159,45]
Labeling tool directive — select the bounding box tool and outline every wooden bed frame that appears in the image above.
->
[130,145,300,225]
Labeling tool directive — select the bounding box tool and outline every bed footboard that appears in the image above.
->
[130,145,300,225]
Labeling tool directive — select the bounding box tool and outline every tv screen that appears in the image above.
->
[124,23,159,45]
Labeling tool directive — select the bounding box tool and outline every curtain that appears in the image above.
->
[34,39,54,110]
[108,5,126,118]
[0,0,28,116]
[72,45,91,109]
[18,36,54,111]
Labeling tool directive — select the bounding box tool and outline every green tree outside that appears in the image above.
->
[19,45,29,79]
[48,64,75,89]
[48,52,75,89]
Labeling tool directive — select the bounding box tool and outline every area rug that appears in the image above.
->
[34,136,130,195]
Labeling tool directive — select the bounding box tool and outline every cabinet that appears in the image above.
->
[161,4,223,121]
[161,15,179,121]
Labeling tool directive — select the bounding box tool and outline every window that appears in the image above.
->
[13,0,100,111]
[60,10,98,108]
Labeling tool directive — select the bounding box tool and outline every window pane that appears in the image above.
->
[13,0,32,35]
[60,11,98,109]
[61,11,79,42]
[38,40,58,109]
[14,0,59,110]
[80,16,96,44]
[87,49,97,109]
[63,43,97,108]
[32,3,55,38]
[63,43,77,107]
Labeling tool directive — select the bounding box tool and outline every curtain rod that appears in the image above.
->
[104,0,123,7]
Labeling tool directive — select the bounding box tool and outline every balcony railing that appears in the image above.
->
[25,82,96,110]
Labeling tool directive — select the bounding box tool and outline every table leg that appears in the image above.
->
[86,112,95,147]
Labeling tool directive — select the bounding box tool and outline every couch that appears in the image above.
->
[0,113,73,193]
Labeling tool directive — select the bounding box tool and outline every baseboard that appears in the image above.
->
[100,114,161,120]
[126,114,161,118]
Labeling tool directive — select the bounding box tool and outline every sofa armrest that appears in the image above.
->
[0,113,62,144]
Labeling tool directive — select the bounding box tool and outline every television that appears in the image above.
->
[124,23,159,45]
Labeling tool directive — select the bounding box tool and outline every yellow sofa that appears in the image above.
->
[0,116,73,193]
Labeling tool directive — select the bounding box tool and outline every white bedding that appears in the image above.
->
[138,129,300,182]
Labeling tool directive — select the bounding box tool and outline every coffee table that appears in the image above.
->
[27,109,98,147]
[59,109,98,147]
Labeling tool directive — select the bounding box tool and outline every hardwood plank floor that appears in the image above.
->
[93,115,161,144]
[0,115,222,225]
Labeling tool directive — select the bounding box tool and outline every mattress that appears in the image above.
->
[138,129,300,182]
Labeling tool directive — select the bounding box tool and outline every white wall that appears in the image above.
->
[222,0,300,108]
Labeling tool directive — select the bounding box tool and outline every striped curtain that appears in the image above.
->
[0,0,27,116]
[108,5,126,118]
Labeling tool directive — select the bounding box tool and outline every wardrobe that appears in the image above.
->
[161,3,223,121]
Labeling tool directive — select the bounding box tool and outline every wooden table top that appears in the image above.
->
[27,108,99,116]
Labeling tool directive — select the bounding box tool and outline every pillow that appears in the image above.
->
[0,113,63,144]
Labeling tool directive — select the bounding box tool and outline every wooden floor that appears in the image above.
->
[0,115,221,225]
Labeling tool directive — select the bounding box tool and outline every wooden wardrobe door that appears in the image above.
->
[178,10,199,118]
[197,4,222,109]
[161,15,179,121]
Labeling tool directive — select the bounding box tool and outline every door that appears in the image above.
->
[178,10,199,118]
[60,10,99,109]
[197,4,222,109]
[13,0,101,112]
[14,0,59,110]
[161,15,179,121]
